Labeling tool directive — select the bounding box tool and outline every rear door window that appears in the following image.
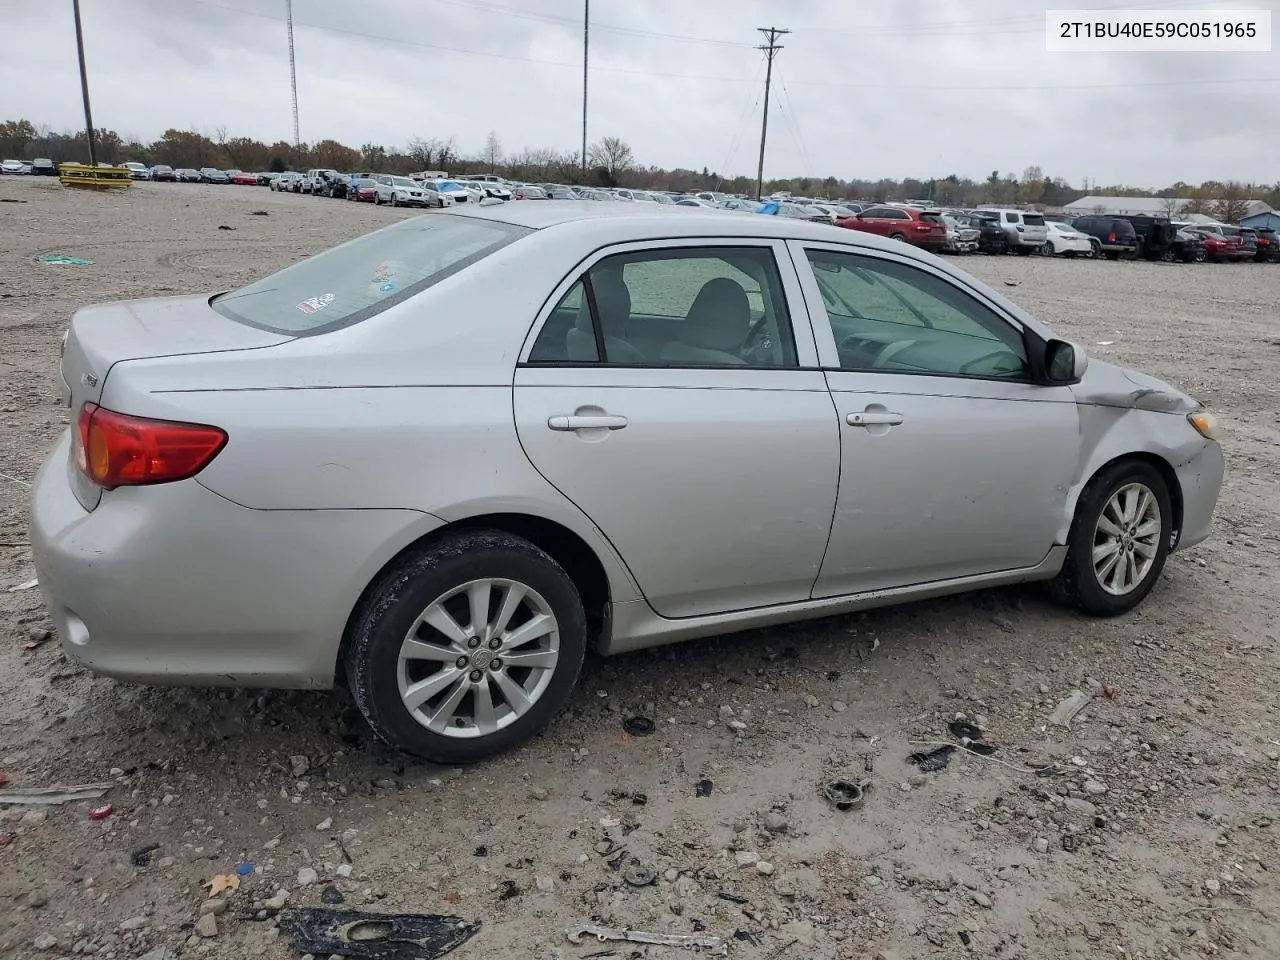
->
[1023,214,1045,226]
[213,217,529,335]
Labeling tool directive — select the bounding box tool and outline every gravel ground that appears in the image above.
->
[1,177,1278,960]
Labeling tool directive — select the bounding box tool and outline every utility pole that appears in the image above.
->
[581,0,589,174]
[71,0,97,166]
[286,0,300,146]
[755,26,788,201]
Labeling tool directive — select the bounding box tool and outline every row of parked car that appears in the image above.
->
[751,198,1278,264]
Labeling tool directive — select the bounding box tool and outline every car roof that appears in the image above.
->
[440,201,956,252]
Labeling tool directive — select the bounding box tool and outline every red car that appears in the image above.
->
[230,171,258,186]
[1193,229,1243,262]
[836,204,947,250]
[348,178,378,202]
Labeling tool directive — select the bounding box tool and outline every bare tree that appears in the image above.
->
[482,131,502,173]
[1158,196,1185,219]
[587,136,634,183]
[1213,181,1250,223]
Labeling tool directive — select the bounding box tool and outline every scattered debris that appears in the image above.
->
[131,843,161,866]
[250,209,270,216]
[623,716,655,737]
[567,924,728,955]
[0,197,28,203]
[88,804,113,821]
[35,255,93,265]
[278,907,478,959]
[1062,834,1081,853]
[695,779,713,798]
[217,225,235,231]
[0,771,7,786]
[235,861,255,876]
[8,578,38,592]
[497,880,520,901]
[1048,689,1095,728]
[1101,683,1117,699]
[0,783,110,806]
[623,860,658,887]
[718,892,748,905]
[908,745,956,772]
[823,778,865,811]
[1003,278,1019,287]
[321,884,346,904]
[205,874,241,897]
[948,720,997,755]
[0,831,15,846]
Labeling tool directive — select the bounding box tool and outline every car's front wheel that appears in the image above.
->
[346,530,587,763]
[1049,460,1172,617]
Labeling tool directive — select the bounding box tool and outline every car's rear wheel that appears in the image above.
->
[346,530,587,763]
[889,232,907,242]
[1049,460,1172,617]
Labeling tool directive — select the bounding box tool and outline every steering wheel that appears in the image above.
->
[838,335,884,368]
[741,315,776,364]
[959,349,1021,376]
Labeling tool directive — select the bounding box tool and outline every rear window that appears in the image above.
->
[212,216,529,335]
[1023,214,1045,226]
[919,213,943,224]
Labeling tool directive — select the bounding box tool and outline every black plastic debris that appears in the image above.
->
[734,930,760,945]
[130,843,161,867]
[497,880,520,901]
[959,930,972,945]
[695,779,714,798]
[623,716,655,737]
[909,745,956,773]
[718,892,749,905]
[823,779,864,811]
[949,720,996,755]
[278,908,477,960]
[321,885,346,905]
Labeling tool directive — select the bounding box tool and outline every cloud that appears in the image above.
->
[1,0,1277,185]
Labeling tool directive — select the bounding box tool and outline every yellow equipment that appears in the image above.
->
[58,163,132,188]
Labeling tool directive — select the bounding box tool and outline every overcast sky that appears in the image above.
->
[2,0,1278,186]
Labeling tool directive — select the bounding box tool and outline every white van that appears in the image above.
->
[977,208,1049,255]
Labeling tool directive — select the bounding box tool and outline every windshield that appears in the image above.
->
[390,176,416,188]
[438,181,466,191]
[212,217,530,335]
[356,179,376,187]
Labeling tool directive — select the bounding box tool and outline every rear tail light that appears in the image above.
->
[75,403,227,490]
[1107,232,1116,242]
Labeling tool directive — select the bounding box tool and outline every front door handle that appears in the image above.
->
[548,414,629,431]
[846,411,904,427]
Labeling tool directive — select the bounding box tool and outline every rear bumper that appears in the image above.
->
[30,432,436,689]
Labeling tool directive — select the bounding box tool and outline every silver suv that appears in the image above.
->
[978,209,1049,255]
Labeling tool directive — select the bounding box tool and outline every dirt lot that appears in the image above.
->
[1,176,1278,960]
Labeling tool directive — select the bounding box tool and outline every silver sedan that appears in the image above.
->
[31,204,1224,763]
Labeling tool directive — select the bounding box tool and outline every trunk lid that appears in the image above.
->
[60,295,292,510]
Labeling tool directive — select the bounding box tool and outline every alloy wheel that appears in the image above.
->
[396,578,560,739]
[1092,483,1162,596]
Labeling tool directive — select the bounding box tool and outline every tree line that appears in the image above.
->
[2,119,1276,219]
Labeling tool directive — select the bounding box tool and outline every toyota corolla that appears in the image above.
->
[31,204,1224,763]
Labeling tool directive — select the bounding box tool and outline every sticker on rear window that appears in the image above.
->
[296,293,335,315]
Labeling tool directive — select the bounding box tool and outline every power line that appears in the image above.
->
[167,0,1280,95]
[581,0,588,172]
[755,27,788,201]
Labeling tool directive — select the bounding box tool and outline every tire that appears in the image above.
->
[1015,247,1032,256]
[1105,251,1120,261]
[889,233,907,242]
[391,195,399,207]
[345,530,587,763]
[1049,460,1173,617]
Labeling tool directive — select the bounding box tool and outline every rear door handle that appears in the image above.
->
[548,414,629,431]
[846,411,904,427]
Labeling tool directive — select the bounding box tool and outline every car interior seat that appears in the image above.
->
[660,277,750,365]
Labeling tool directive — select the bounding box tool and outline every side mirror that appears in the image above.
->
[1045,339,1088,384]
